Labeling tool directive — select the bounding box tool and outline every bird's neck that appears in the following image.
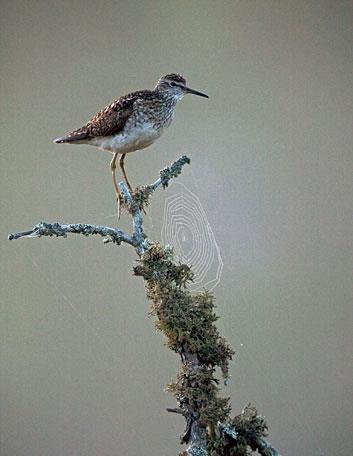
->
[155,89,182,106]
[150,90,179,129]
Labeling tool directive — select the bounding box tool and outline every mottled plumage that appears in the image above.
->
[53,73,208,217]
[54,73,207,151]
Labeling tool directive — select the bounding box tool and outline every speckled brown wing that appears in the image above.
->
[54,90,151,144]
[84,94,136,138]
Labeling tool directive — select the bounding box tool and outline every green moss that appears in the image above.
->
[166,364,231,428]
[133,242,238,452]
[206,405,270,455]
[134,244,234,377]
[231,404,268,448]
[131,186,154,211]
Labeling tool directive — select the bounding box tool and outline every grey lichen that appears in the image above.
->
[8,222,131,245]
[160,155,191,188]
[187,447,208,456]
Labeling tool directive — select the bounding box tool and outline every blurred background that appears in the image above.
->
[1,1,352,455]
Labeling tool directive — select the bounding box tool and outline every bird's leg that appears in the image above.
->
[119,153,133,192]
[110,152,122,219]
[119,153,147,214]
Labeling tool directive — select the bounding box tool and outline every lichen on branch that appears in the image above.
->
[134,243,234,378]
[8,155,280,456]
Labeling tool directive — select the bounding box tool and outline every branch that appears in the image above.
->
[167,408,184,415]
[150,154,190,190]
[8,222,135,245]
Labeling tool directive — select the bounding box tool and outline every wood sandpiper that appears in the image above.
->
[54,73,208,217]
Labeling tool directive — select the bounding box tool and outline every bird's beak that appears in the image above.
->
[184,86,209,98]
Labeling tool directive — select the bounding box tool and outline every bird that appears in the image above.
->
[53,73,208,218]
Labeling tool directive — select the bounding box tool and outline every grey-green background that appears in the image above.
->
[1,1,352,455]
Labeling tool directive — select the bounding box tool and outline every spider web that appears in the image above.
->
[161,181,223,292]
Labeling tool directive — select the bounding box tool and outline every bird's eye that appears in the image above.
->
[170,82,177,87]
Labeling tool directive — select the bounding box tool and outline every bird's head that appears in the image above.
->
[155,73,208,100]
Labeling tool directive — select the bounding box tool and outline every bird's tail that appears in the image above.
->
[53,129,88,144]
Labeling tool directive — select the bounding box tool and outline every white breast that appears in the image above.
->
[89,123,163,153]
